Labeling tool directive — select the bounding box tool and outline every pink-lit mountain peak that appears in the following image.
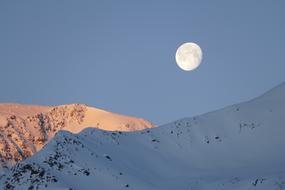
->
[0,103,155,171]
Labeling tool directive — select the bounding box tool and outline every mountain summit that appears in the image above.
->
[0,103,155,172]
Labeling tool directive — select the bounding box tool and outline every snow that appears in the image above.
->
[1,82,285,189]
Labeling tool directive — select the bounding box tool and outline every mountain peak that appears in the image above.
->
[0,103,155,172]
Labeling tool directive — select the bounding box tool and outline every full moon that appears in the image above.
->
[175,42,203,71]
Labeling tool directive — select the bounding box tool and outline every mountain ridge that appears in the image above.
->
[1,82,285,189]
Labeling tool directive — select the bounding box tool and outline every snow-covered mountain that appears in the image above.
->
[0,104,155,174]
[1,82,285,190]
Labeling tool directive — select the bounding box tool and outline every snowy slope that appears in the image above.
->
[0,104,155,173]
[1,82,285,190]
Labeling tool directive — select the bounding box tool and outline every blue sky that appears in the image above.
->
[0,1,285,124]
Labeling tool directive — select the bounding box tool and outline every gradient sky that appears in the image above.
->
[0,1,285,125]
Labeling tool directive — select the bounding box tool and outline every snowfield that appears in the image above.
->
[1,82,285,190]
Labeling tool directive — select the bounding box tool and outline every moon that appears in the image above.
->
[175,42,203,71]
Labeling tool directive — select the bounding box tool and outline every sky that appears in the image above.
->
[0,1,285,125]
